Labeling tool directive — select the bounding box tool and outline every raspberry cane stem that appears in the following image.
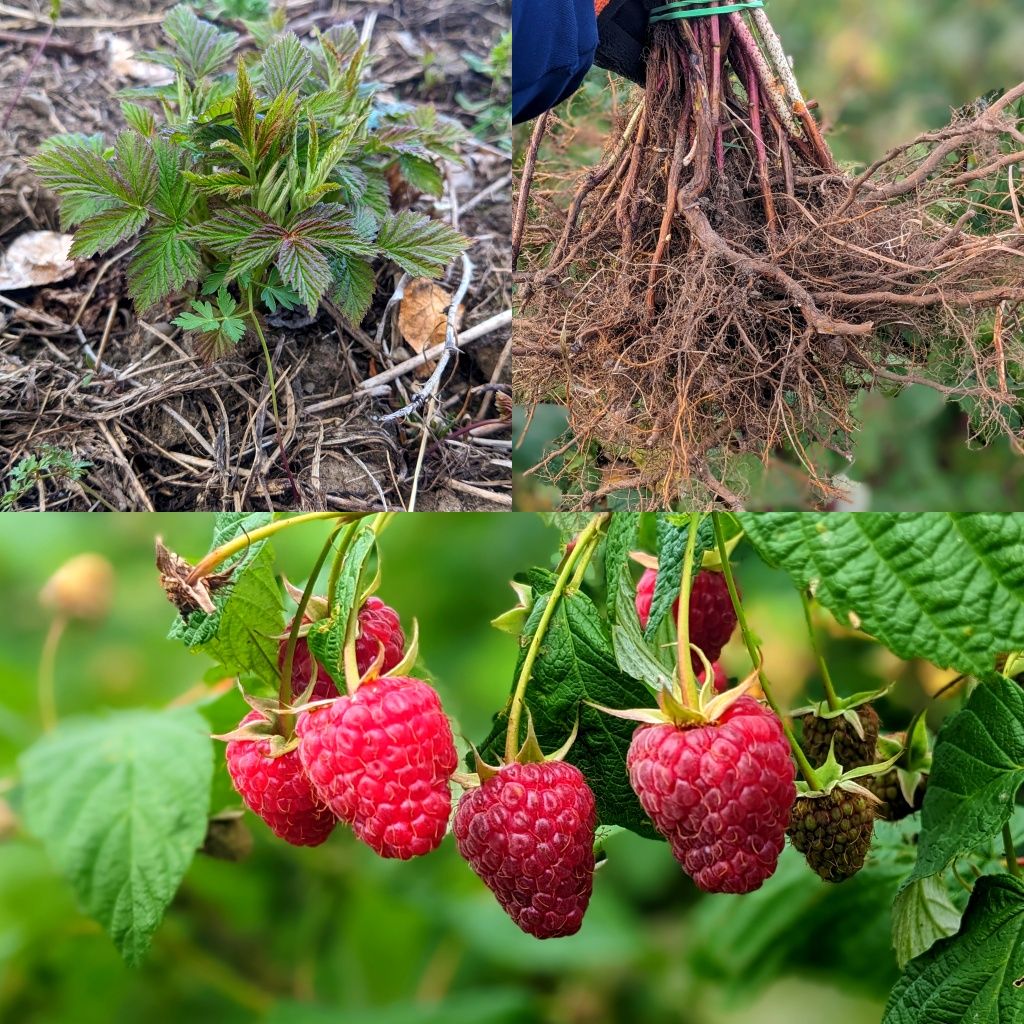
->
[711,513,821,789]
[278,522,348,730]
[504,513,610,762]
[799,590,840,712]
[1004,824,1021,878]
[189,512,370,583]
[675,515,702,709]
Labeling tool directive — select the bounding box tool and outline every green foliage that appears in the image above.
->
[883,874,1024,1024]
[891,876,961,969]
[737,513,1024,678]
[908,677,1024,884]
[457,32,511,151]
[1,446,90,509]
[18,706,214,965]
[642,514,712,641]
[31,5,468,354]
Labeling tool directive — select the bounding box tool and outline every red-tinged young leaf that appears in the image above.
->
[162,3,237,80]
[276,236,332,314]
[69,204,149,258]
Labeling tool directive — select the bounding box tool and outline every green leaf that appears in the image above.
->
[260,33,311,97]
[611,567,672,691]
[330,255,376,325]
[19,706,213,966]
[475,568,659,839]
[376,210,467,278]
[604,511,639,620]
[397,153,443,195]
[737,513,1024,678]
[127,222,201,311]
[69,204,149,258]
[167,512,283,687]
[908,676,1024,884]
[162,3,237,79]
[232,57,257,156]
[276,236,332,314]
[121,102,156,137]
[882,874,1024,1024]
[644,514,713,641]
[892,876,962,969]
[114,130,158,205]
[190,205,273,254]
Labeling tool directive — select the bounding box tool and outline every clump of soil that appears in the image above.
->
[515,14,1024,509]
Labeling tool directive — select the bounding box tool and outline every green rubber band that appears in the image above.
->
[650,0,763,22]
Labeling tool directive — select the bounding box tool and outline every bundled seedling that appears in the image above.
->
[514,2,1024,508]
[31,5,468,478]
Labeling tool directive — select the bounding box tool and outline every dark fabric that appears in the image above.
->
[511,0,598,124]
[594,0,657,85]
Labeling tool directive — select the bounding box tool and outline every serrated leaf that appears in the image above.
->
[737,513,1024,678]
[260,33,311,97]
[611,567,672,691]
[121,102,156,137]
[644,514,713,640]
[127,222,201,311]
[605,511,639,620]
[330,255,376,324]
[474,568,659,839]
[163,3,237,80]
[376,210,467,279]
[31,136,134,229]
[907,677,1024,885]
[167,513,282,687]
[276,236,331,314]
[114,130,158,205]
[892,876,962,969]
[19,706,213,966]
[190,205,273,254]
[232,57,257,157]
[883,874,1024,1024]
[69,204,149,258]
[397,153,443,195]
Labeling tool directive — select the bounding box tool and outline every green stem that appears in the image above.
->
[504,513,609,762]
[325,523,359,612]
[278,523,347,732]
[246,290,300,503]
[711,513,820,789]
[676,515,701,708]
[189,512,366,581]
[800,590,840,710]
[1004,823,1021,878]
[38,616,67,733]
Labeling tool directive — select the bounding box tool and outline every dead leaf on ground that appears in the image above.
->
[0,231,76,290]
[398,277,464,378]
[100,33,175,85]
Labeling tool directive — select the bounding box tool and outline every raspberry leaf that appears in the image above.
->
[882,874,1024,1024]
[475,568,659,839]
[18,707,213,966]
[604,511,639,619]
[891,876,962,970]
[167,513,283,687]
[643,513,714,641]
[737,513,1024,678]
[907,676,1024,885]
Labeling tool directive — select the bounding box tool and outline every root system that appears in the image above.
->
[514,11,1024,509]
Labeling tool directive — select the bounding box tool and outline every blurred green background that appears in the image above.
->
[0,512,962,1024]
[514,0,1024,510]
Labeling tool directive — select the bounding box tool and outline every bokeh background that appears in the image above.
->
[514,0,1024,510]
[0,512,963,1023]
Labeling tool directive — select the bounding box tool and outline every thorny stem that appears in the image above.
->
[1004,824,1021,878]
[800,590,840,711]
[246,290,300,503]
[37,616,67,733]
[711,513,820,789]
[189,513,368,582]
[675,515,702,709]
[504,513,609,762]
[277,523,347,735]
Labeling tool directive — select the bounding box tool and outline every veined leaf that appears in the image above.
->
[232,57,257,158]
[114,130,158,206]
[276,237,332,314]
[376,210,467,278]
[69,204,149,258]
[189,206,275,256]
[397,153,444,196]
[162,3,237,80]
[260,33,311,97]
[127,222,201,311]
[330,255,376,325]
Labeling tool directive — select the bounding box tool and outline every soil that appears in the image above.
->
[0,0,511,510]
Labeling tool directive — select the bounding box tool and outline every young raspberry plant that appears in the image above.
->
[222,707,337,846]
[454,717,598,939]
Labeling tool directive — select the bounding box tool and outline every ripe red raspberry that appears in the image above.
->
[280,598,405,703]
[453,761,597,939]
[297,676,456,859]
[635,568,738,671]
[225,711,337,847]
[628,697,795,893]
[354,596,405,677]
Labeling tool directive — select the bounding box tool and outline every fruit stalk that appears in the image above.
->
[37,616,67,733]
[799,590,840,711]
[711,513,820,788]
[504,513,609,762]
[675,514,702,708]
[1004,823,1021,878]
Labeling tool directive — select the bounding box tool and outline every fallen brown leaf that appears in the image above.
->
[398,277,464,379]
